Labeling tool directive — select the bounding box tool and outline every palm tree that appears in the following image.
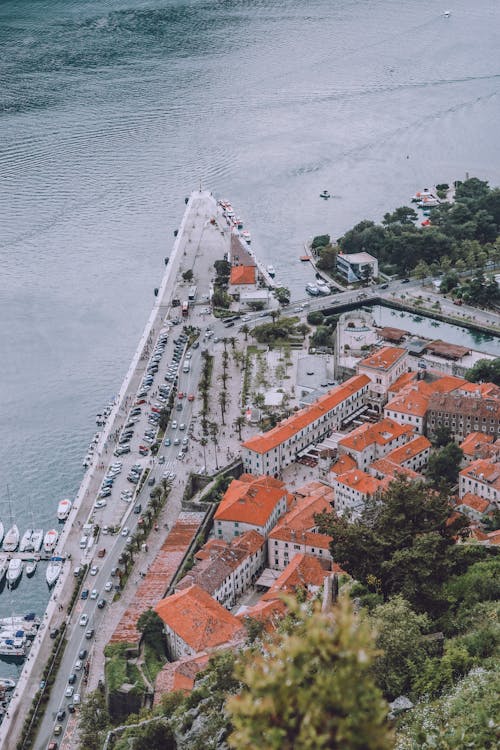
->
[241,324,250,341]
[200,437,208,471]
[209,422,220,470]
[218,390,229,425]
[234,415,246,440]
[229,337,236,349]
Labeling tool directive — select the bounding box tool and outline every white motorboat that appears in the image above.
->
[57,498,72,522]
[320,190,331,199]
[43,529,59,554]
[0,521,4,547]
[3,525,19,553]
[26,559,37,577]
[46,557,63,588]
[0,613,40,633]
[6,559,23,589]
[31,529,44,552]
[0,678,15,690]
[0,635,28,659]
[316,280,330,295]
[19,529,34,553]
[267,265,276,278]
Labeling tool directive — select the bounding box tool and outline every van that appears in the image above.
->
[73,566,82,578]
[79,536,89,550]
[183,362,190,373]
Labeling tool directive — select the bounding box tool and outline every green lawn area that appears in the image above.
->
[105,642,147,695]
[143,642,167,685]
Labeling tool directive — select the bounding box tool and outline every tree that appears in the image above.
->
[227,596,393,750]
[427,442,463,486]
[296,323,310,340]
[307,310,325,325]
[182,269,194,282]
[126,719,176,750]
[214,259,231,278]
[316,478,468,615]
[413,260,430,281]
[382,206,418,226]
[432,425,454,448]
[440,271,459,293]
[317,245,338,271]
[312,234,330,250]
[78,689,110,750]
[233,415,246,440]
[273,286,291,304]
[370,596,430,699]
[465,357,500,385]
[241,324,250,341]
[137,609,165,654]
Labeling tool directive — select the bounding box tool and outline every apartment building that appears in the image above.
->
[155,584,245,661]
[331,469,388,518]
[338,417,414,470]
[242,374,370,476]
[176,530,265,609]
[456,493,492,523]
[268,484,334,571]
[459,457,500,508]
[384,374,468,435]
[383,435,431,472]
[459,433,498,465]
[213,474,290,542]
[357,346,409,411]
[427,392,500,442]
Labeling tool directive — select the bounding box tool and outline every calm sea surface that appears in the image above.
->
[1,0,499,673]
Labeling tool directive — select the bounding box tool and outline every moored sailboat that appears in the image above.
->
[19,529,34,553]
[46,556,63,588]
[3,525,19,553]
[26,559,37,577]
[31,529,44,553]
[6,559,23,589]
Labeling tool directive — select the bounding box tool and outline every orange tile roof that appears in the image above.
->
[460,432,494,457]
[334,469,386,496]
[110,513,204,645]
[236,599,287,632]
[155,584,245,652]
[384,435,431,465]
[242,375,370,454]
[262,554,328,601]
[369,458,421,480]
[154,653,209,702]
[388,371,418,396]
[233,529,266,556]
[358,346,407,371]
[486,530,500,545]
[329,453,357,476]
[269,490,333,550]
[339,418,414,453]
[460,458,500,490]
[230,265,256,285]
[385,387,429,418]
[458,493,490,514]
[214,474,288,526]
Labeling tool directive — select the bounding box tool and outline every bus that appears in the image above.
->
[181,300,189,317]
[188,285,197,302]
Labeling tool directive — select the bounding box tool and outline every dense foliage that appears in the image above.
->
[338,178,500,276]
[465,356,500,385]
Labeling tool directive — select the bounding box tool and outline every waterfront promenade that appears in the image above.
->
[0,190,221,750]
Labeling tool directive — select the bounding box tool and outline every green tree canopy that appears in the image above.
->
[137,608,165,654]
[465,357,500,385]
[427,442,463,486]
[312,233,330,249]
[182,269,194,282]
[227,596,394,750]
[78,689,110,750]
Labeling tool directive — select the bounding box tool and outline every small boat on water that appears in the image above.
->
[43,529,59,554]
[0,635,28,659]
[0,678,15,690]
[316,280,330,295]
[241,230,251,244]
[267,265,276,278]
[3,525,19,553]
[57,498,72,522]
[46,556,63,588]
[0,558,7,583]
[19,529,34,553]
[0,613,40,632]
[31,529,44,552]
[6,559,23,589]
[320,190,330,199]
[26,559,37,577]
[306,283,320,296]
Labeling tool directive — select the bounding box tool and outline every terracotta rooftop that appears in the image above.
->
[460,432,494,457]
[154,653,209,703]
[242,374,370,454]
[110,513,205,645]
[378,327,408,343]
[460,457,500,490]
[269,489,333,550]
[428,392,500,419]
[230,265,256,285]
[339,417,414,453]
[214,474,289,526]
[388,371,418,396]
[459,382,500,398]
[369,458,421,481]
[155,584,246,653]
[384,435,431,465]
[458,493,491,514]
[385,386,429,418]
[262,553,329,601]
[334,469,387,496]
[358,346,407,371]
[236,598,287,632]
[329,453,357,476]
[426,340,470,360]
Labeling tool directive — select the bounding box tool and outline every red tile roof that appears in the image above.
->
[154,653,209,702]
[334,468,387,496]
[230,265,256,285]
[458,493,490,514]
[110,513,205,645]
[236,599,287,632]
[460,458,500,490]
[339,417,413,453]
[388,371,418,396]
[369,458,421,481]
[460,432,494,457]
[384,435,431,465]
[242,375,370,454]
[262,554,328,601]
[269,488,333,550]
[329,453,357,476]
[155,584,246,652]
[385,387,429,418]
[358,346,407,371]
[214,474,289,526]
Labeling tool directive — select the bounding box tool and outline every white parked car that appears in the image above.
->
[79,614,88,627]
[90,589,98,600]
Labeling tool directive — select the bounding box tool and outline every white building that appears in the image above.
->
[213,475,290,542]
[336,252,379,283]
[356,346,409,412]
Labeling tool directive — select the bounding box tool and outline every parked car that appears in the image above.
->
[79,614,88,627]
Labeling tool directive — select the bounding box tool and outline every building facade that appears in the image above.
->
[335,252,379,283]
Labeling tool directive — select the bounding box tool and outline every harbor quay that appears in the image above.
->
[0,190,222,750]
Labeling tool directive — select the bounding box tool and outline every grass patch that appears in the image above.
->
[143,643,166,684]
[105,642,146,695]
